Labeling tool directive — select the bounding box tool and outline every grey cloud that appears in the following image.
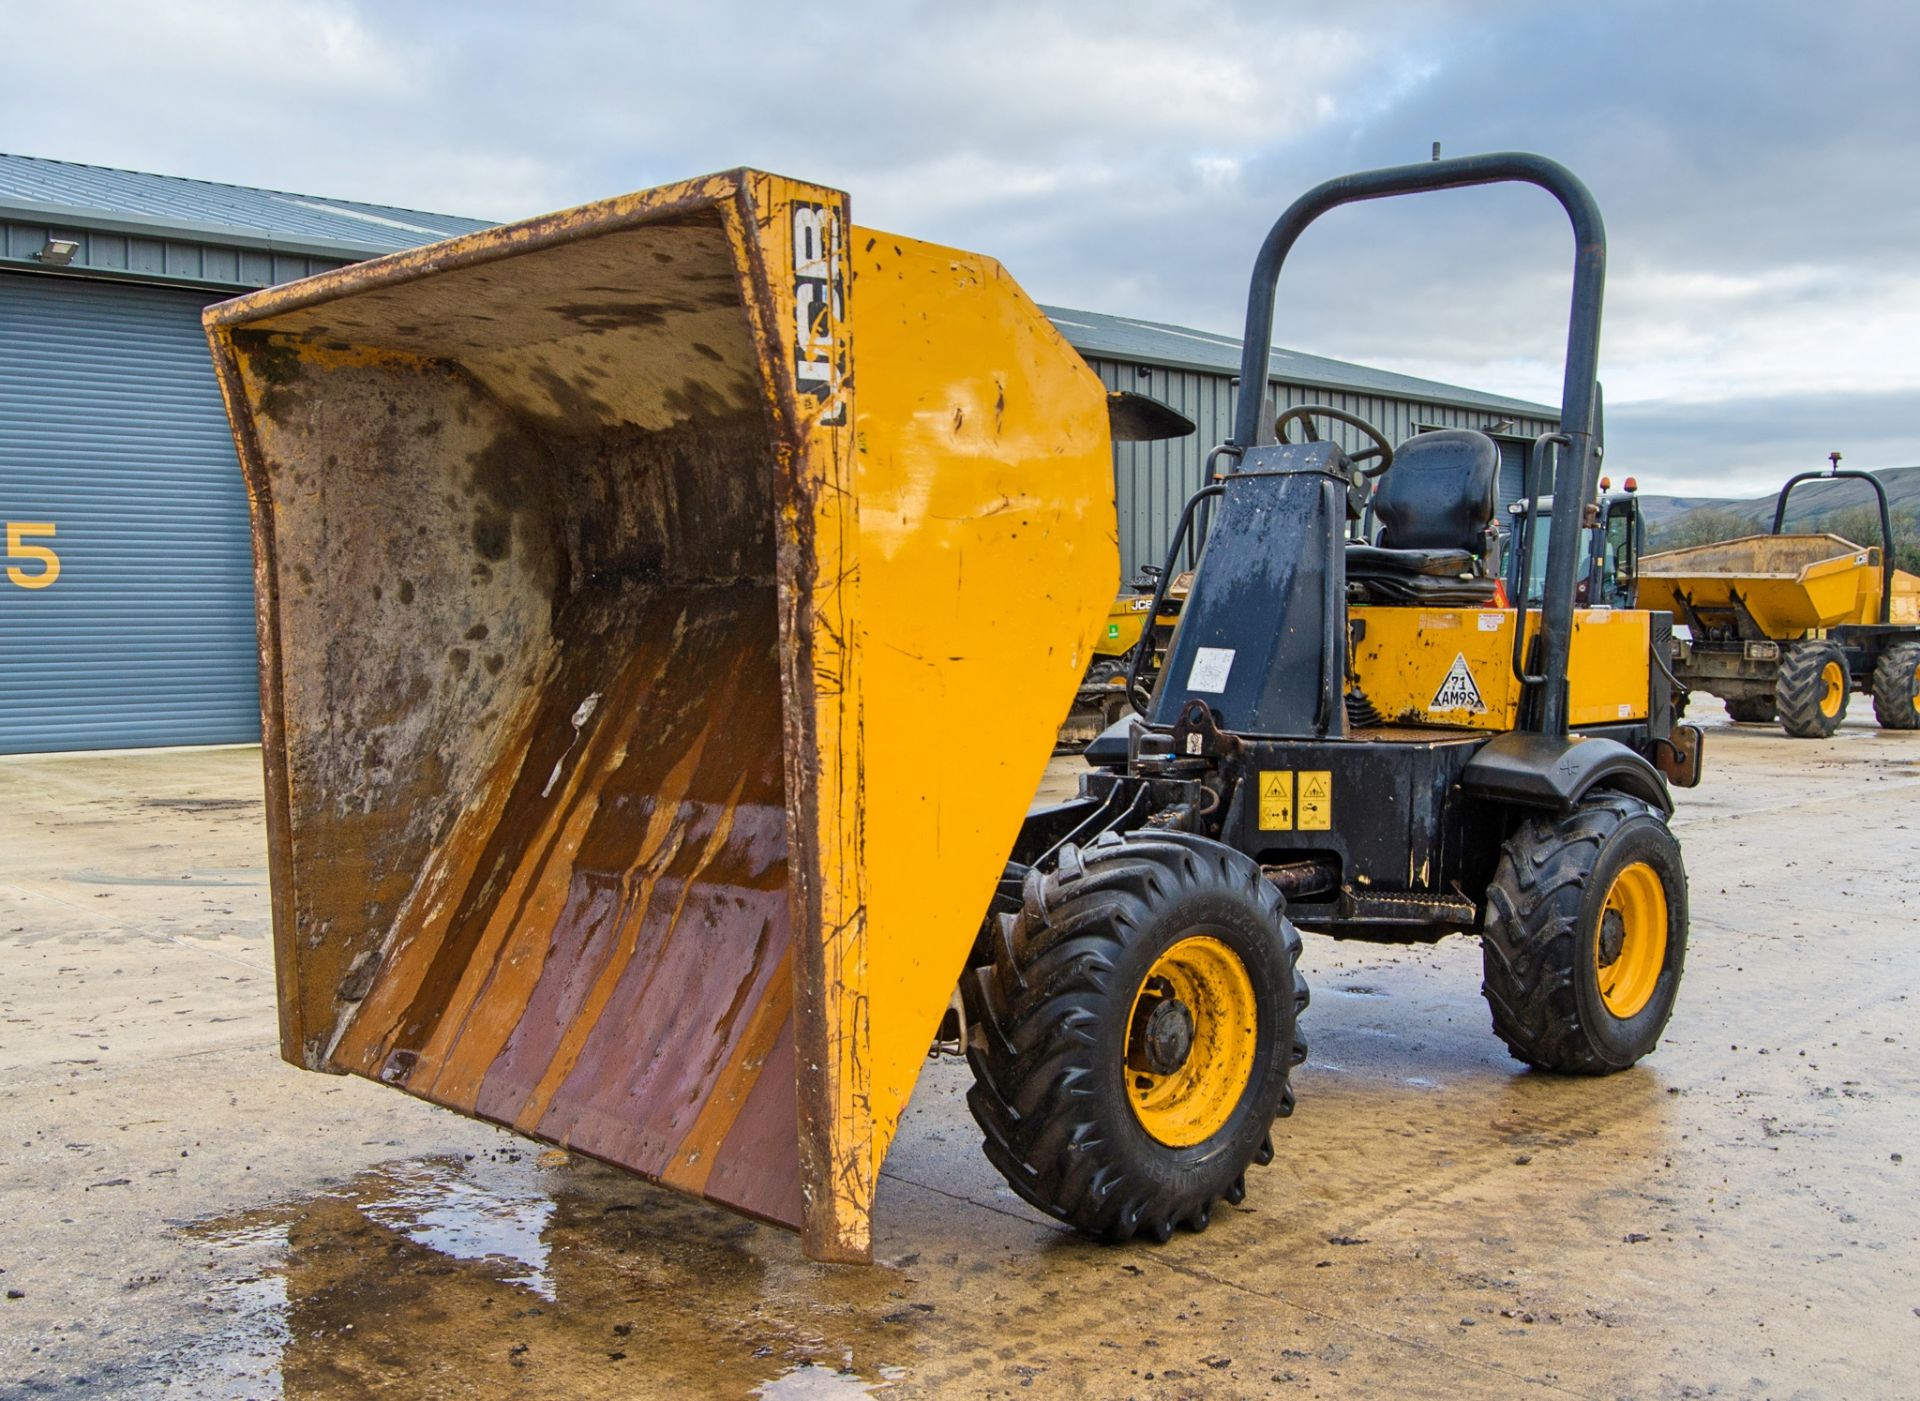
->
[2,0,1911,499]
[1610,388,1920,494]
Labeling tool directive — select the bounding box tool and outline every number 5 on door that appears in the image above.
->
[6,522,60,589]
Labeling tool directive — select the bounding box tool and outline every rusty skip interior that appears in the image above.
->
[218,203,813,1229]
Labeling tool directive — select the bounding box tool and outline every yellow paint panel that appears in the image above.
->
[1258,771,1294,830]
[1297,771,1332,831]
[853,230,1117,1222]
[1350,606,1651,730]
[1094,594,1153,656]
[1639,534,1888,633]
[1561,609,1654,726]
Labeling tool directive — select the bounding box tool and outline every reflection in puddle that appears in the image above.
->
[756,1361,906,1396]
[359,1160,556,1299]
[176,1152,911,1398]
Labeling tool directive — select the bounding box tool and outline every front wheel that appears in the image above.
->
[1724,695,1776,724]
[1776,641,1849,738]
[1481,792,1688,1074]
[1871,642,1920,730]
[963,830,1306,1241]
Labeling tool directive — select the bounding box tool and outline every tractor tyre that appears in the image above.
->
[1480,792,1688,1074]
[1775,641,1850,738]
[1723,695,1776,724]
[963,829,1306,1242]
[1870,642,1920,730]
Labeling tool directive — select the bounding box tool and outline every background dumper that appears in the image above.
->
[204,170,1119,1263]
[1638,462,1920,736]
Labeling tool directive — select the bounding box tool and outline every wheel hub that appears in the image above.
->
[1597,908,1627,967]
[1124,936,1260,1148]
[1595,860,1669,1019]
[1140,996,1196,1075]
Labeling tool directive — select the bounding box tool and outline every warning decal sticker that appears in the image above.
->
[1430,653,1487,713]
[1297,771,1332,831]
[1258,771,1293,830]
[1187,646,1235,694]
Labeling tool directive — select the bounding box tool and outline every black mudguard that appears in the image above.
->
[1462,731,1673,817]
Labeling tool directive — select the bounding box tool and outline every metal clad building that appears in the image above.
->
[0,154,1556,755]
[0,155,490,754]
[1047,308,1559,579]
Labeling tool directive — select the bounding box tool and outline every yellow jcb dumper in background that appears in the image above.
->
[205,171,1127,1263]
[1058,569,1189,749]
[1638,455,1920,736]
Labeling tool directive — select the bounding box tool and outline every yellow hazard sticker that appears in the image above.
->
[1258,770,1294,830]
[1298,770,1332,830]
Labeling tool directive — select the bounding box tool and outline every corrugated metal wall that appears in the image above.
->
[1092,356,1557,580]
[0,273,260,752]
[2,221,345,290]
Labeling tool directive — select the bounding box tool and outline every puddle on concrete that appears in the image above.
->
[756,1361,905,1396]
[172,1151,912,1398]
[66,866,268,888]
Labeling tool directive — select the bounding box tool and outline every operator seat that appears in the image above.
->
[1347,428,1501,605]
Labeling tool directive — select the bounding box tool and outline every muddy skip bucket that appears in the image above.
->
[205,170,1118,1261]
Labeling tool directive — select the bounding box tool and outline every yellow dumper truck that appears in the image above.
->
[207,156,1699,1262]
[1638,459,1920,736]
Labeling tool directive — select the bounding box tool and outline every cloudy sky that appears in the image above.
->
[3,0,1912,495]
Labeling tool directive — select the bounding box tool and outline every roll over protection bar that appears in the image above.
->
[1228,152,1607,739]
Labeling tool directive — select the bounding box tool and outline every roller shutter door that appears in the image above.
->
[0,273,258,753]
[1496,438,1527,512]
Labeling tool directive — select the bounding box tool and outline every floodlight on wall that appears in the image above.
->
[36,237,80,266]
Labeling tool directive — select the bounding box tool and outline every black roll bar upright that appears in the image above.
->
[1127,483,1225,716]
[1226,151,1607,739]
[1770,454,1895,626]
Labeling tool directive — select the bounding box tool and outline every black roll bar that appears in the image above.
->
[1771,460,1895,626]
[1127,483,1225,716]
[1228,151,1606,738]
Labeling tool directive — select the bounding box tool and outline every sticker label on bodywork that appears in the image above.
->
[1477,611,1504,632]
[1258,771,1293,830]
[1431,653,1487,713]
[1187,647,1234,693]
[791,202,847,426]
[1298,771,1332,830]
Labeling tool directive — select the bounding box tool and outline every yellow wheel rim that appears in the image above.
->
[1911,662,1919,716]
[1596,861,1668,1019]
[1126,935,1258,1147]
[1819,660,1847,718]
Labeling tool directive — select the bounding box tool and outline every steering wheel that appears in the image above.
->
[1274,404,1395,478]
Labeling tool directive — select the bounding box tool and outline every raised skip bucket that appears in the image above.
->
[205,170,1118,1261]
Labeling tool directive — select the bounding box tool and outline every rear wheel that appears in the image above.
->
[1775,641,1850,738]
[1724,695,1777,724]
[963,830,1306,1241]
[1480,792,1688,1073]
[1871,642,1920,730]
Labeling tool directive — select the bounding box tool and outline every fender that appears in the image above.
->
[1462,730,1673,817]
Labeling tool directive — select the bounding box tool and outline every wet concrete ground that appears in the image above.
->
[1,704,1917,1399]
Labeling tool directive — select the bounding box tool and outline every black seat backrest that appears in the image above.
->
[1372,428,1500,554]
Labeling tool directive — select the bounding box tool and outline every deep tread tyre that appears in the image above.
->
[1775,641,1849,738]
[1480,792,1688,1074]
[962,830,1306,1242]
[1723,695,1776,724]
[1871,642,1920,730]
